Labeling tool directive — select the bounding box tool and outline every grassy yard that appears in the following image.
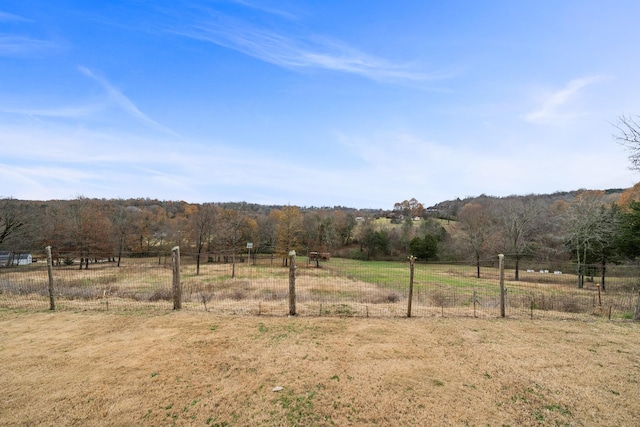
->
[0,309,638,426]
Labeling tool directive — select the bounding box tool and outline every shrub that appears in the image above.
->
[431,291,450,307]
[333,304,355,316]
[149,288,172,301]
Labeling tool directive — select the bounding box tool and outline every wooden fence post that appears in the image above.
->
[288,250,296,316]
[407,256,416,318]
[172,246,182,310]
[634,291,640,322]
[45,246,55,311]
[499,254,505,318]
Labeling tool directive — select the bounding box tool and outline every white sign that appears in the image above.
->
[246,242,253,249]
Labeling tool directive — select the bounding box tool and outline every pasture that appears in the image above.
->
[1,310,639,426]
[0,255,638,320]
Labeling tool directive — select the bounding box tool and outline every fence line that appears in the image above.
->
[1,248,639,321]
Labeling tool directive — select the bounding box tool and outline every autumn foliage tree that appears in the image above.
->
[333,210,357,246]
[37,199,112,267]
[220,207,257,277]
[274,206,302,266]
[393,198,425,220]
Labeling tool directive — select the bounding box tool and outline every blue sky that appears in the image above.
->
[2,1,639,209]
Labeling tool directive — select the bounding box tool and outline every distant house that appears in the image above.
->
[309,252,331,261]
[0,251,33,266]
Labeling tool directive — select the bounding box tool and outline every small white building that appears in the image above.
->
[0,251,32,266]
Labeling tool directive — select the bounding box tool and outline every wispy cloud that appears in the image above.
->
[78,66,179,137]
[227,0,300,21]
[0,105,101,119]
[168,10,439,83]
[0,10,30,22]
[0,34,60,56]
[0,119,315,203]
[0,10,61,56]
[523,76,603,124]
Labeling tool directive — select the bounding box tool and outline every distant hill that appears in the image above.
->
[427,188,626,220]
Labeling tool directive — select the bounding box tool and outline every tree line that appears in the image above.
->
[2,187,640,287]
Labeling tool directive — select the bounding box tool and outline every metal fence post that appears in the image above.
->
[172,246,182,310]
[499,254,505,318]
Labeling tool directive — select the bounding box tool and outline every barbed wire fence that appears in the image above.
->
[1,246,639,321]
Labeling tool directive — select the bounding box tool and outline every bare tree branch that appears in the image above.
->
[613,114,640,171]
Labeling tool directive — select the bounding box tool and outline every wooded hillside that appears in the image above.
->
[1,186,639,284]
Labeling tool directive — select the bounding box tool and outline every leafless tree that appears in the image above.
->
[110,206,131,267]
[458,202,494,278]
[190,203,219,275]
[563,191,611,288]
[0,198,27,248]
[494,196,541,280]
[614,114,640,170]
[220,206,257,278]
[72,199,114,269]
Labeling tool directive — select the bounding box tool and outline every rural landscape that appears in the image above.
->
[3,1,640,425]
[2,188,640,319]
[1,187,640,425]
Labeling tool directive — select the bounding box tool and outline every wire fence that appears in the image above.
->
[1,249,639,321]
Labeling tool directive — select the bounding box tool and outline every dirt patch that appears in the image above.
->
[0,309,638,426]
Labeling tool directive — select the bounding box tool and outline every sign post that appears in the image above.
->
[246,242,253,264]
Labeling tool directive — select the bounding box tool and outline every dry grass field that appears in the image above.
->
[2,257,638,320]
[1,309,639,426]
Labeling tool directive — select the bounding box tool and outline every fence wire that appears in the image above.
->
[0,252,639,321]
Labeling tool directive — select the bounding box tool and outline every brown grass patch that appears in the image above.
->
[1,310,639,426]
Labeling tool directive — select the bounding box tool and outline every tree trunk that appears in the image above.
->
[578,266,584,289]
[117,236,123,267]
[231,253,236,278]
[576,246,584,289]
